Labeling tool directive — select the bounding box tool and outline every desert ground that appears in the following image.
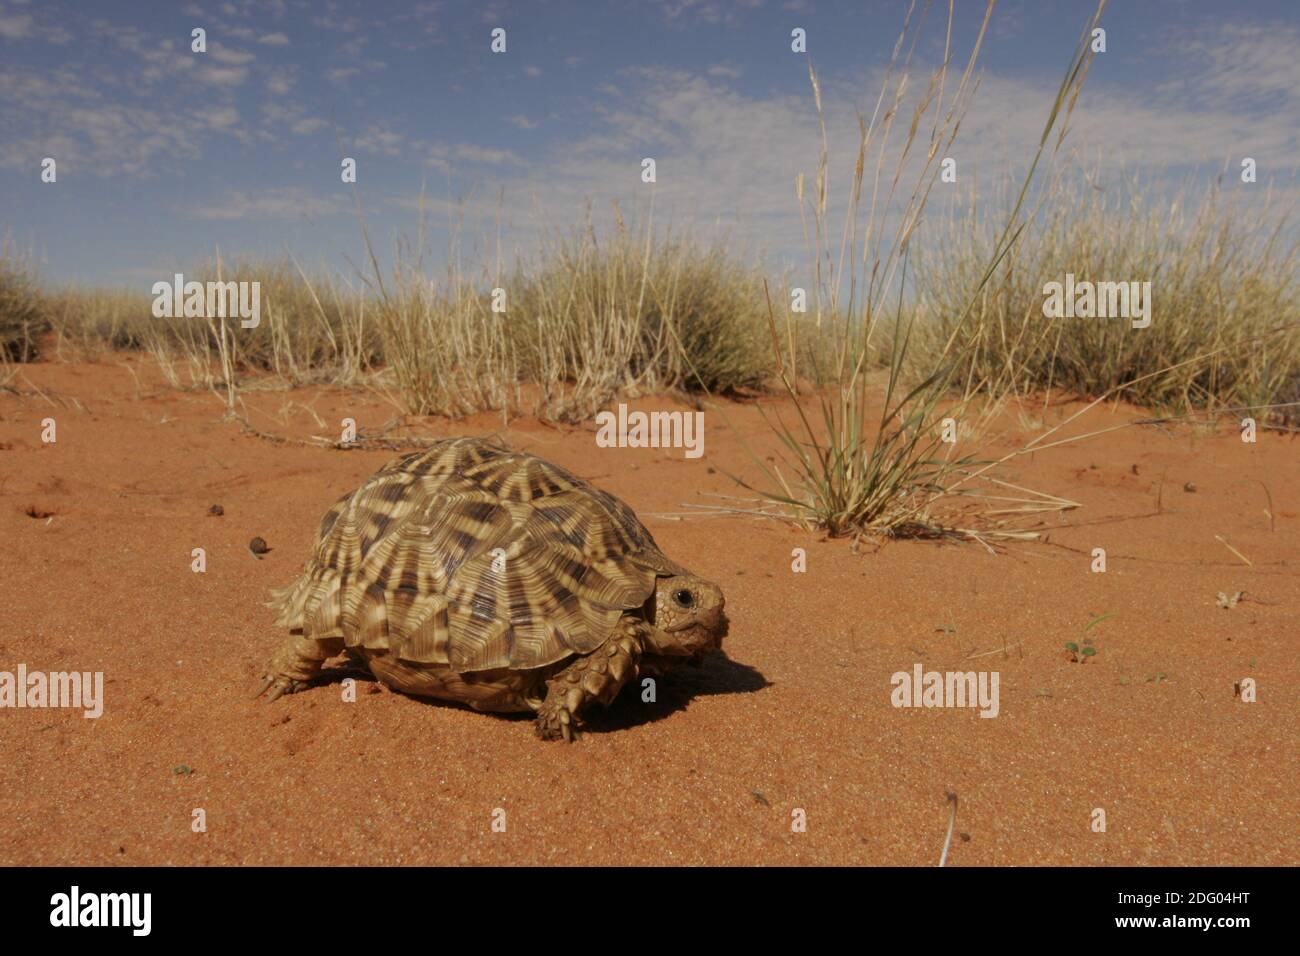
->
[0,356,1294,866]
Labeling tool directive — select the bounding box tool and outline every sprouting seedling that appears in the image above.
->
[1063,640,1096,662]
[1065,612,1111,662]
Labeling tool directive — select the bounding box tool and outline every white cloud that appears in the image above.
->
[388,44,1298,271]
[265,68,294,95]
[184,188,344,220]
[261,100,327,138]
[327,66,361,84]
[356,125,409,156]
[0,66,203,175]
[202,105,240,128]
[0,6,70,43]
[314,13,361,33]
[1167,22,1300,110]
[662,0,760,26]
[196,65,249,86]
[3,0,1294,260]
[0,13,33,39]
[210,44,255,65]
[426,142,525,171]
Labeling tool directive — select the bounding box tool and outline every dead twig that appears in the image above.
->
[939,791,959,868]
[234,415,446,451]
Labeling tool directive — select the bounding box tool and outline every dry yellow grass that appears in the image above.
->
[916,172,1300,419]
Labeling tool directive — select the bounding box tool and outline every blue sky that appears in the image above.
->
[2,0,1297,286]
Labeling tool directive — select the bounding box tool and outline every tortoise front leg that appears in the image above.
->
[255,632,345,702]
[535,618,643,742]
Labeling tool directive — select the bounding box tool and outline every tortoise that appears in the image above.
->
[256,437,726,740]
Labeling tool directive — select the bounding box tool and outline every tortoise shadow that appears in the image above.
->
[311,651,770,736]
[585,651,770,735]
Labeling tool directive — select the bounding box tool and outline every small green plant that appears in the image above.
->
[1066,612,1111,661]
[1064,638,1098,663]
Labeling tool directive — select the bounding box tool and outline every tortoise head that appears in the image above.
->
[644,574,726,659]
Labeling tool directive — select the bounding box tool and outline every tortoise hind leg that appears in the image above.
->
[535,617,643,742]
[255,632,345,702]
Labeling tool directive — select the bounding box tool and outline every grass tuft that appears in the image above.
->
[0,243,48,363]
[734,1,1105,541]
[917,173,1300,419]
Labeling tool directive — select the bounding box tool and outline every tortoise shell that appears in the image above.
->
[271,437,689,674]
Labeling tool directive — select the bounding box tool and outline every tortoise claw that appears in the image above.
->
[254,674,304,702]
[534,698,581,742]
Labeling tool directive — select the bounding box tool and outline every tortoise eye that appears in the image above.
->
[672,588,694,608]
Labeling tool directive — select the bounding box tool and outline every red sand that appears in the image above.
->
[1,356,1295,865]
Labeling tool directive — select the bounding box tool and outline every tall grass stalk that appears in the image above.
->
[737,0,1106,539]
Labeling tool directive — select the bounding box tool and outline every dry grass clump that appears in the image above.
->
[31,224,787,422]
[737,0,1104,539]
[508,218,781,421]
[94,257,380,398]
[638,237,778,395]
[368,255,519,417]
[44,287,153,358]
[0,243,47,363]
[916,175,1300,417]
[181,257,379,386]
